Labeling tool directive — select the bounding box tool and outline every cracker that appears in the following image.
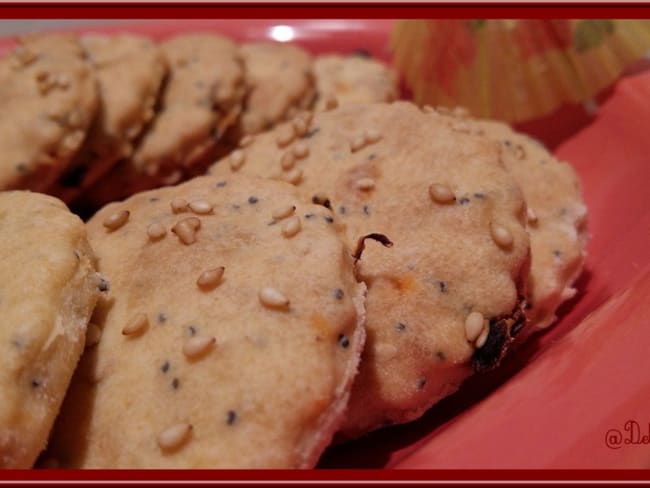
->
[81,33,245,207]
[210,101,531,438]
[233,42,314,137]
[437,112,588,333]
[0,34,98,192]
[313,54,398,110]
[0,191,102,468]
[49,34,167,203]
[46,174,365,468]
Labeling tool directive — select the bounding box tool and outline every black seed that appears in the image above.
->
[473,193,485,199]
[188,326,197,336]
[31,379,41,388]
[304,127,320,139]
[553,250,562,258]
[338,334,350,348]
[149,197,160,202]
[161,361,170,373]
[438,281,448,293]
[312,194,331,210]
[396,322,407,332]
[15,162,27,173]
[98,278,110,292]
[368,154,377,160]
[304,213,315,219]
[417,377,427,390]
[324,215,334,223]
[352,48,372,58]
[338,205,347,215]
[458,197,470,205]
[510,320,525,337]
[436,351,446,360]
[334,288,344,300]
[59,164,88,188]
[227,410,237,425]
[232,204,241,210]
[503,139,512,146]
[248,196,258,204]
[216,180,227,188]
[172,378,180,390]
[158,313,167,324]
[363,205,371,215]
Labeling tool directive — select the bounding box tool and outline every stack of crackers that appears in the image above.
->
[0,32,588,469]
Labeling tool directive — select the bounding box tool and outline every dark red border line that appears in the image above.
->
[0,3,649,19]
[2,469,650,482]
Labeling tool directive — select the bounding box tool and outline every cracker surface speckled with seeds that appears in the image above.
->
[0,191,101,468]
[434,111,588,333]
[83,33,245,206]
[47,174,365,468]
[210,101,531,438]
[49,34,167,203]
[0,34,98,192]
[232,42,315,138]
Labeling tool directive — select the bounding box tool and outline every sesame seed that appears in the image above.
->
[183,336,216,359]
[172,218,200,245]
[364,129,382,144]
[527,207,538,224]
[161,361,170,373]
[275,126,295,148]
[464,312,485,342]
[350,134,366,152]
[451,121,470,133]
[280,152,295,170]
[197,267,225,289]
[85,323,101,348]
[281,216,301,238]
[157,423,192,451]
[284,168,303,185]
[239,135,254,147]
[184,217,201,230]
[147,222,167,240]
[292,117,308,136]
[334,288,344,300]
[475,324,490,348]
[292,142,309,159]
[248,196,258,204]
[103,210,129,231]
[356,177,375,191]
[122,313,148,336]
[324,95,338,111]
[229,150,245,171]
[271,204,296,220]
[490,223,514,248]
[189,200,213,215]
[259,287,290,309]
[172,377,180,389]
[171,198,188,213]
[429,184,455,204]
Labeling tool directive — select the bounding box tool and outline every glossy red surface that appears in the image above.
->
[2,19,649,469]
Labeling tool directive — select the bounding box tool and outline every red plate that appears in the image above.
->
[3,20,650,469]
